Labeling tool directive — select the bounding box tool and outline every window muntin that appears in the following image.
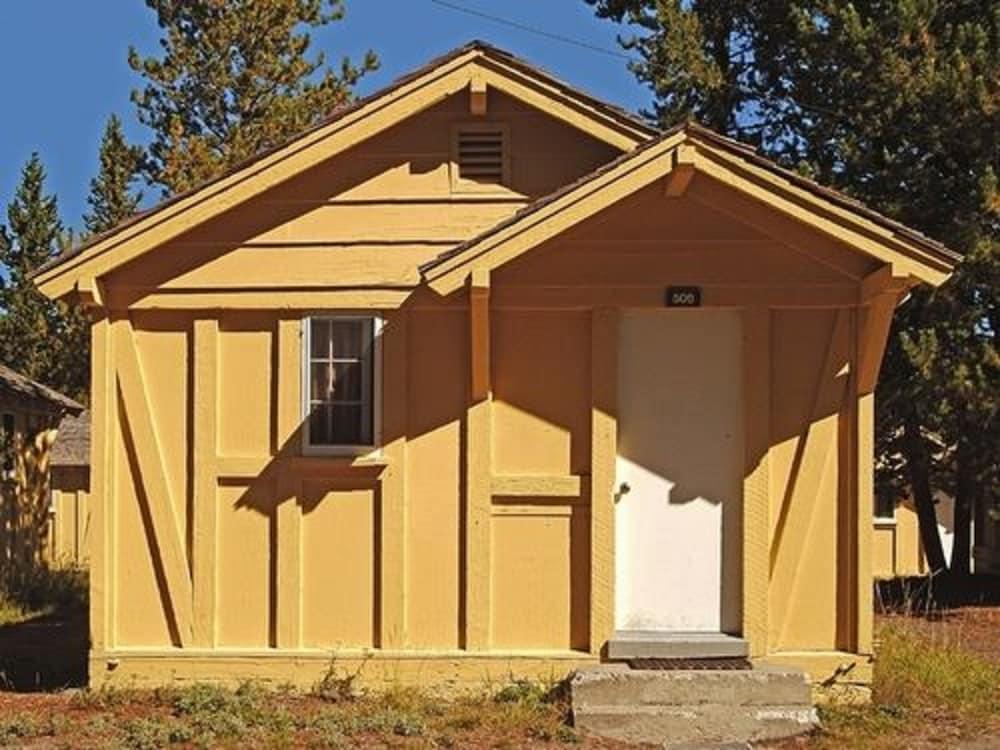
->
[304,316,379,451]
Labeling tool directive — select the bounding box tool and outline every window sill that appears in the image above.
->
[873,517,897,528]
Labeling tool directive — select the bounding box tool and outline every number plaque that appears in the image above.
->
[666,286,701,307]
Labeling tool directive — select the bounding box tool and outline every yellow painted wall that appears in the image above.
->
[768,309,849,651]
[82,94,891,687]
[405,309,465,648]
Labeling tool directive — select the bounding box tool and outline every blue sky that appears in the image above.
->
[0,1,650,231]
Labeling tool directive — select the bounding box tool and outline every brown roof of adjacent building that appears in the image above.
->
[51,410,90,467]
[0,364,84,414]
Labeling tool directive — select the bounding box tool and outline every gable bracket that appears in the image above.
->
[75,276,105,309]
[664,143,698,197]
[470,75,487,116]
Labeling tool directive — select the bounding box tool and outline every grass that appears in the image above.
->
[802,619,1000,749]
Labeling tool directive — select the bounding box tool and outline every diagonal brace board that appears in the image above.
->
[115,320,194,646]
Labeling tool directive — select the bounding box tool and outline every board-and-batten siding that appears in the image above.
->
[101,222,876,658]
[88,80,888,686]
[99,87,622,653]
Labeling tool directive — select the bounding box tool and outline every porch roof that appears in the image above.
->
[421,122,960,294]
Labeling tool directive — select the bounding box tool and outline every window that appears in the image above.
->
[303,316,380,454]
[451,123,509,192]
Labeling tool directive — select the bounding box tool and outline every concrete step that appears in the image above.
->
[572,666,811,708]
[573,703,818,746]
[570,666,817,745]
[608,631,749,660]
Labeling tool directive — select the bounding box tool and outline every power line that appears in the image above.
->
[427,0,632,61]
[426,0,845,124]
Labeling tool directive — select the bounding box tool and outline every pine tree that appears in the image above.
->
[591,0,999,574]
[0,155,88,402]
[85,115,144,234]
[129,0,378,195]
[586,1,797,143]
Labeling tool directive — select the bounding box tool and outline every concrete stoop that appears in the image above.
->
[571,665,818,747]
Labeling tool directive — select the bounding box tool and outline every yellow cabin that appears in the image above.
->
[34,42,958,689]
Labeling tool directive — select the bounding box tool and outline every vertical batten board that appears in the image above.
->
[465,281,492,650]
[589,308,617,655]
[380,310,408,648]
[741,307,771,657]
[75,489,86,562]
[89,316,112,652]
[115,317,194,646]
[192,318,219,648]
[274,317,303,649]
[107,317,124,649]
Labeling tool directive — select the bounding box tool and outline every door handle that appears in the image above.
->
[614,482,630,503]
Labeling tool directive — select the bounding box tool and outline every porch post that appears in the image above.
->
[589,307,618,655]
[851,288,899,654]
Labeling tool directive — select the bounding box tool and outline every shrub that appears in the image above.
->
[312,653,369,703]
[494,678,550,706]
[0,715,49,742]
[117,717,193,750]
[0,562,87,623]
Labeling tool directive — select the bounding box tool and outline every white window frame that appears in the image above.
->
[301,314,383,457]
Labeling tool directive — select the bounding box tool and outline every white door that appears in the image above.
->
[615,310,744,632]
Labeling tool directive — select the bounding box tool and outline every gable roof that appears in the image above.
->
[34,41,656,301]
[422,122,960,293]
[0,364,83,415]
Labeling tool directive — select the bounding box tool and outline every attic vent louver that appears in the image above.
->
[457,128,505,184]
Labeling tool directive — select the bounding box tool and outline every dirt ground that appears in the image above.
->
[0,686,649,749]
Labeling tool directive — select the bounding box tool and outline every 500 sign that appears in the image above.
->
[666,286,701,307]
